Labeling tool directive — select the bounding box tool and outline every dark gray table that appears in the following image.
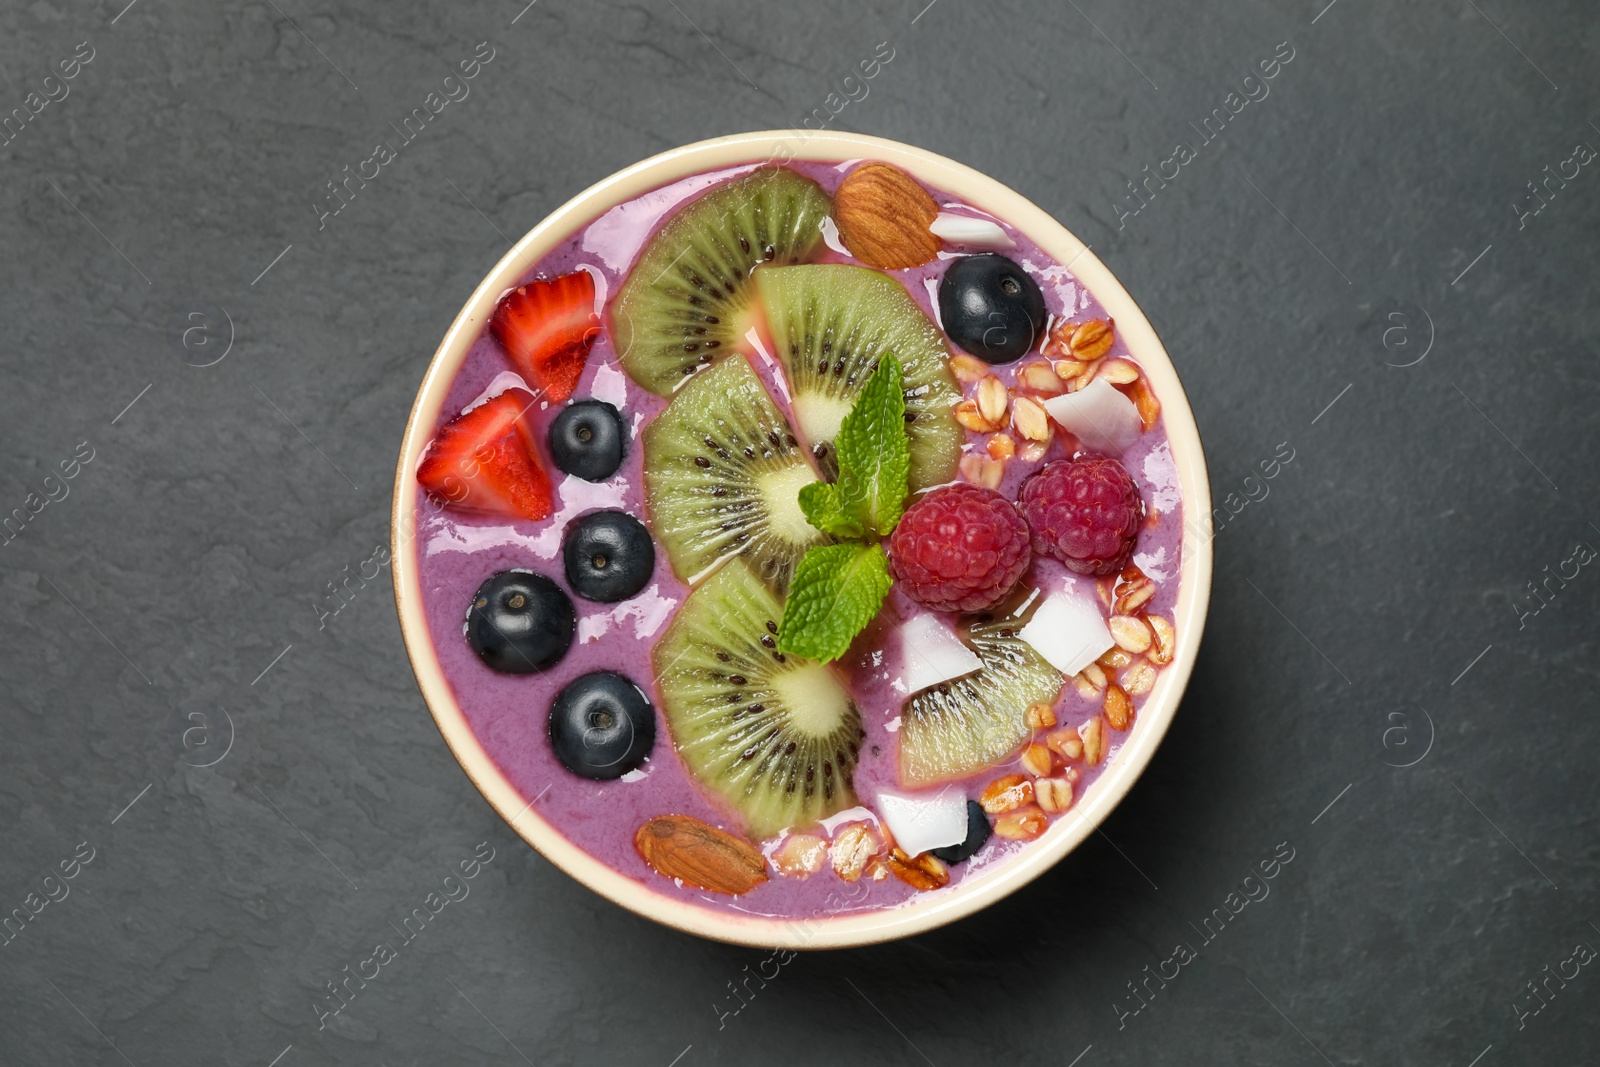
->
[3,1,1595,1064]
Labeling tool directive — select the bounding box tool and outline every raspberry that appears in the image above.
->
[1018,457,1144,576]
[888,483,1031,613]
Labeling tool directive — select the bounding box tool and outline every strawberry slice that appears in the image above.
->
[489,271,601,403]
[417,389,553,521]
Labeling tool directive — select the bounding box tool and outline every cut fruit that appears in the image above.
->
[898,617,1064,787]
[1017,586,1114,676]
[653,558,862,838]
[642,355,826,592]
[896,613,982,696]
[875,787,969,857]
[417,389,553,521]
[489,271,601,403]
[1042,379,1142,455]
[755,264,962,491]
[611,167,832,396]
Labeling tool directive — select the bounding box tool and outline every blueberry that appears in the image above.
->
[549,400,625,481]
[931,801,992,865]
[563,510,655,603]
[465,570,575,674]
[938,253,1046,364]
[549,670,656,779]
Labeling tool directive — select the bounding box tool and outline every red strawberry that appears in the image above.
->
[489,271,601,403]
[417,389,553,521]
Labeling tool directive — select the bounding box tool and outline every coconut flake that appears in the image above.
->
[1042,379,1143,455]
[896,613,982,696]
[929,211,1017,250]
[876,787,968,856]
[1018,587,1113,676]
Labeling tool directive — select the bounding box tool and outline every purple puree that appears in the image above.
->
[411,160,1186,921]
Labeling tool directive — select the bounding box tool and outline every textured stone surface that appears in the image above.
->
[1,1,1596,1064]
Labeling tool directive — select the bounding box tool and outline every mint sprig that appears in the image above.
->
[833,352,911,537]
[775,543,893,662]
[779,355,911,662]
[797,480,862,540]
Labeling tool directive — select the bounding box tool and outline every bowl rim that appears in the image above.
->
[391,129,1213,950]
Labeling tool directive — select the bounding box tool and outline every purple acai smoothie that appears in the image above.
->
[409,159,1186,921]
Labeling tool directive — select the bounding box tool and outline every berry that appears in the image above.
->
[465,570,575,674]
[418,389,553,521]
[937,253,1046,365]
[931,801,992,865]
[549,671,656,780]
[549,399,625,481]
[1018,457,1143,576]
[887,483,1031,613]
[562,510,655,603]
[490,271,601,403]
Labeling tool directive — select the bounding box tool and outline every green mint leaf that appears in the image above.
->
[776,542,893,663]
[833,353,911,538]
[798,480,862,540]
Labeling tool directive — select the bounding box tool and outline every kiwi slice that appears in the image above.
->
[898,618,1063,788]
[642,355,825,592]
[612,167,832,396]
[755,264,963,491]
[654,557,861,837]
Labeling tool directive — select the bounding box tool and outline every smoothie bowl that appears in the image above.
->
[392,131,1212,949]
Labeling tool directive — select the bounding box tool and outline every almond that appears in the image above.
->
[635,815,768,895]
[886,848,949,891]
[833,162,941,270]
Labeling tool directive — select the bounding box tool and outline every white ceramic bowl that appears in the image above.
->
[392,130,1213,949]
